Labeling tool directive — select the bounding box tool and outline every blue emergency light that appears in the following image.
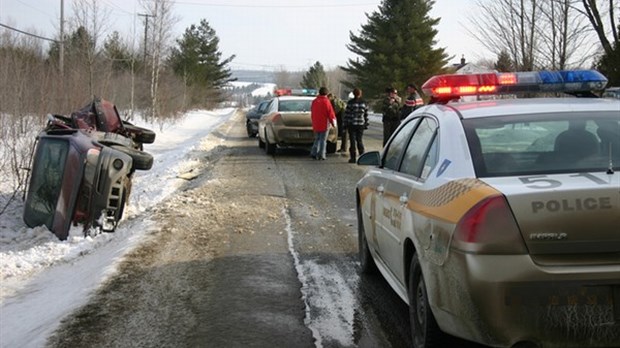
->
[422,69,608,102]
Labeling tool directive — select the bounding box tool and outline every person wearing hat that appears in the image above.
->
[381,86,402,146]
[400,83,424,120]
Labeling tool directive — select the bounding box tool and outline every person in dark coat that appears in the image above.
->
[400,83,424,120]
[328,93,348,154]
[310,87,336,160]
[382,87,401,146]
[343,88,369,163]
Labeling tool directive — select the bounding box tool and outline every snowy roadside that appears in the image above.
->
[0,108,235,301]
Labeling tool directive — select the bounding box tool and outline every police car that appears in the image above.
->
[257,88,338,155]
[355,70,620,348]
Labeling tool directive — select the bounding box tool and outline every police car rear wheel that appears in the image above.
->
[408,254,443,348]
[265,133,276,155]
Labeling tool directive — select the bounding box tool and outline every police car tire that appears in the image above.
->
[265,133,276,155]
[358,204,377,274]
[246,122,256,138]
[258,136,265,149]
[408,254,444,348]
[110,145,154,171]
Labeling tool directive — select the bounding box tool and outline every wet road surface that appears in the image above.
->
[47,112,484,348]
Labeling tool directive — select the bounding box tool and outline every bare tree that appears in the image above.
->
[467,0,541,70]
[140,0,179,120]
[537,0,598,68]
[72,0,111,96]
[325,67,349,99]
[467,0,607,70]
[578,0,618,55]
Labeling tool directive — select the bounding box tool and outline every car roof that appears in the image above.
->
[431,97,620,119]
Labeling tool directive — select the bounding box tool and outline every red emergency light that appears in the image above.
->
[421,69,608,103]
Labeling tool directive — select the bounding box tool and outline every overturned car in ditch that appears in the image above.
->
[23,97,156,240]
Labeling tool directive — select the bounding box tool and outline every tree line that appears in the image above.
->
[0,0,234,215]
[298,0,618,110]
[1,0,618,216]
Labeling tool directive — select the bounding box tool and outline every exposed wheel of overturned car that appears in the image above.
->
[123,122,156,144]
[110,145,154,171]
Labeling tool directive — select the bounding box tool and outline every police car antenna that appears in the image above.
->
[606,142,614,175]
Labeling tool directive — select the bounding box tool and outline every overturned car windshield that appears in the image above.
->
[463,112,620,177]
[23,138,69,229]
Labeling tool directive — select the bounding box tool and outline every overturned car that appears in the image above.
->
[23,97,156,240]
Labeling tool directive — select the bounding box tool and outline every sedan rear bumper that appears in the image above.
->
[430,252,620,347]
[274,127,338,145]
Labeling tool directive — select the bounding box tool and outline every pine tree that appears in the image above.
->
[103,31,134,73]
[494,50,515,72]
[342,0,448,102]
[168,19,236,92]
[300,61,327,89]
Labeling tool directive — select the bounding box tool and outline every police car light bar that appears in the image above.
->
[421,69,608,102]
[274,88,318,96]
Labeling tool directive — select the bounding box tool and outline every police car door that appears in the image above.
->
[380,117,439,283]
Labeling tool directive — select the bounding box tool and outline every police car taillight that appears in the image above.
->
[422,69,608,102]
[453,195,528,254]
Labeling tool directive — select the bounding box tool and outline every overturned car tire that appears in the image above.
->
[123,123,156,144]
[110,145,154,171]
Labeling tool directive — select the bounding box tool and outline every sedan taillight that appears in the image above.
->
[271,113,283,124]
[452,195,527,254]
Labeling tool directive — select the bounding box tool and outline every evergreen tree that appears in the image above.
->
[343,0,448,103]
[168,19,236,92]
[103,31,134,73]
[494,50,514,72]
[300,61,327,89]
[48,26,94,65]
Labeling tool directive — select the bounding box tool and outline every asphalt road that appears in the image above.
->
[46,111,481,348]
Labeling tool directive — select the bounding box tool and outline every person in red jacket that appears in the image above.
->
[310,86,336,160]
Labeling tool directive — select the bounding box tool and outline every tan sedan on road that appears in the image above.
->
[356,69,620,348]
[257,89,338,155]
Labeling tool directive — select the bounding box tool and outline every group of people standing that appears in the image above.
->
[310,86,369,163]
[310,83,422,163]
[381,83,424,145]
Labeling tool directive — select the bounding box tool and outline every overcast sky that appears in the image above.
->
[0,0,490,71]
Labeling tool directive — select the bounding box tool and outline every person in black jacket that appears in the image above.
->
[382,87,402,146]
[400,83,424,120]
[343,88,369,163]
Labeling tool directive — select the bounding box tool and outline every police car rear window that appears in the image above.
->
[278,100,312,112]
[463,112,620,177]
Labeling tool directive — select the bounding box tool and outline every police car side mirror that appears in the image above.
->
[357,151,381,166]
